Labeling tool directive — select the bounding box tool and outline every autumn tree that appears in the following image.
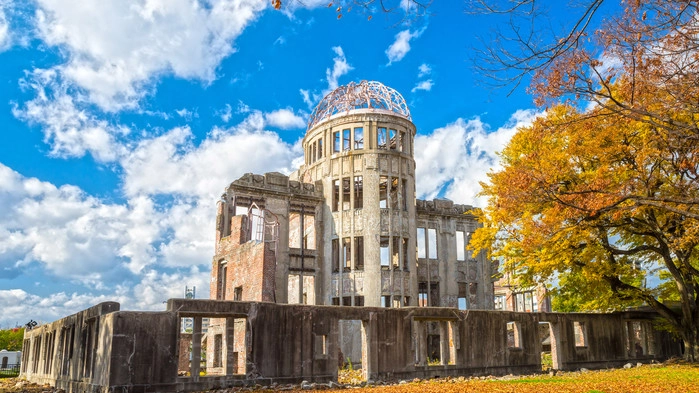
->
[470,0,699,360]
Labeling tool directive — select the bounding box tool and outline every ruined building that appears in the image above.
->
[210,80,493,311]
[18,81,683,393]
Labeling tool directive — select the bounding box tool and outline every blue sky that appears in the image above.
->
[0,0,577,327]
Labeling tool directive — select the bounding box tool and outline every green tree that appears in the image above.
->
[0,328,24,351]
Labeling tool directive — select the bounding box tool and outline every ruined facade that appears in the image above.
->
[210,81,493,311]
[19,81,684,392]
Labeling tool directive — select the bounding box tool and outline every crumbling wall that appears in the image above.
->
[22,300,683,393]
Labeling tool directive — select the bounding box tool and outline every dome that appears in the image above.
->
[307,80,411,130]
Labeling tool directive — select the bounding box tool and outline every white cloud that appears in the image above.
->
[176,108,197,120]
[219,104,233,122]
[418,63,431,77]
[13,69,127,162]
[0,163,161,278]
[0,3,9,51]
[414,109,541,206]
[300,46,354,109]
[326,46,352,93]
[264,108,306,129]
[33,0,268,111]
[120,115,299,199]
[411,79,433,92]
[386,28,423,65]
[0,266,210,327]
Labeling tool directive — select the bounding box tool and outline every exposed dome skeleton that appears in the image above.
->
[307,80,411,129]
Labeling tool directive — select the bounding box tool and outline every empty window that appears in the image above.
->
[456,231,465,261]
[355,236,364,271]
[418,282,428,307]
[354,127,364,149]
[289,213,301,248]
[234,286,242,301]
[458,282,468,310]
[217,262,227,300]
[377,127,387,149]
[318,138,323,159]
[507,322,521,348]
[402,179,408,211]
[379,176,388,208]
[303,215,315,250]
[574,321,587,347]
[401,238,408,271]
[342,178,351,210]
[494,295,506,310]
[392,237,400,269]
[390,177,400,209]
[312,143,317,163]
[382,295,391,308]
[343,237,351,271]
[402,131,409,152]
[389,129,398,150]
[428,228,437,259]
[417,228,426,258]
[404,296,410,306]
[342,129,351,151]
[514,291,537,312]
[342,296,352,306]
[332,297,340,305]
[332,239,339,272]
[332,179,339,212]
[354,176,363,208]
[333,131,340,153]
[380,237,390,267]
[398,131,405,152]
[355,296,364,306]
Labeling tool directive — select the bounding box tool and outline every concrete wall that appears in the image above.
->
[22,300,682,393]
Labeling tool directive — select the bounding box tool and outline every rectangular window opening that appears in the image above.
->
[380,236,390,268]
[333,131,340,153]
[303,214,316,250]
[378,127,387,149]
[456,231,465,261]
[318,138,323,159]
[332,239,339,272]
[418,282,428,307]
[392,237,400,269]
[354,176,363,209]
[390,177,400,209]
[507,321,521,349]
[382,295,391,308]
[417,228,426,259]
[574,321,587,347]
[428,228,437,259]
[354,236,364,271]
[401,179,408,211]
[379,176,388,208]
[342,178,351,210]
[458,282,468,310]
[389,129,398,150]
[234,286,242,301]
[401,238,408,271]
[343,129,351,151]
[332,179,340,212]
[354,127,364,149]
[343,237,352,271]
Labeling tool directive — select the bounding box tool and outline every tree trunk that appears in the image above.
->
[683,327,699,362]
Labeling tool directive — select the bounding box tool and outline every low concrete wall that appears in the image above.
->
[21,300,682,392]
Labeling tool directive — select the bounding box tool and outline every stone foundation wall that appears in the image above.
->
[22,300,682,393]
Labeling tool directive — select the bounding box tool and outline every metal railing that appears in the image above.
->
[0,364,20,378]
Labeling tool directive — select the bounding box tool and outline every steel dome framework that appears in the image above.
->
[307,80,411,129]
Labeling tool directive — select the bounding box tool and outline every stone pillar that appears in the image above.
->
[225,317,236,375]
[191,317,202,380]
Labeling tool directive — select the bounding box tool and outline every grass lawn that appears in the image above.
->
[323,363,699,393]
